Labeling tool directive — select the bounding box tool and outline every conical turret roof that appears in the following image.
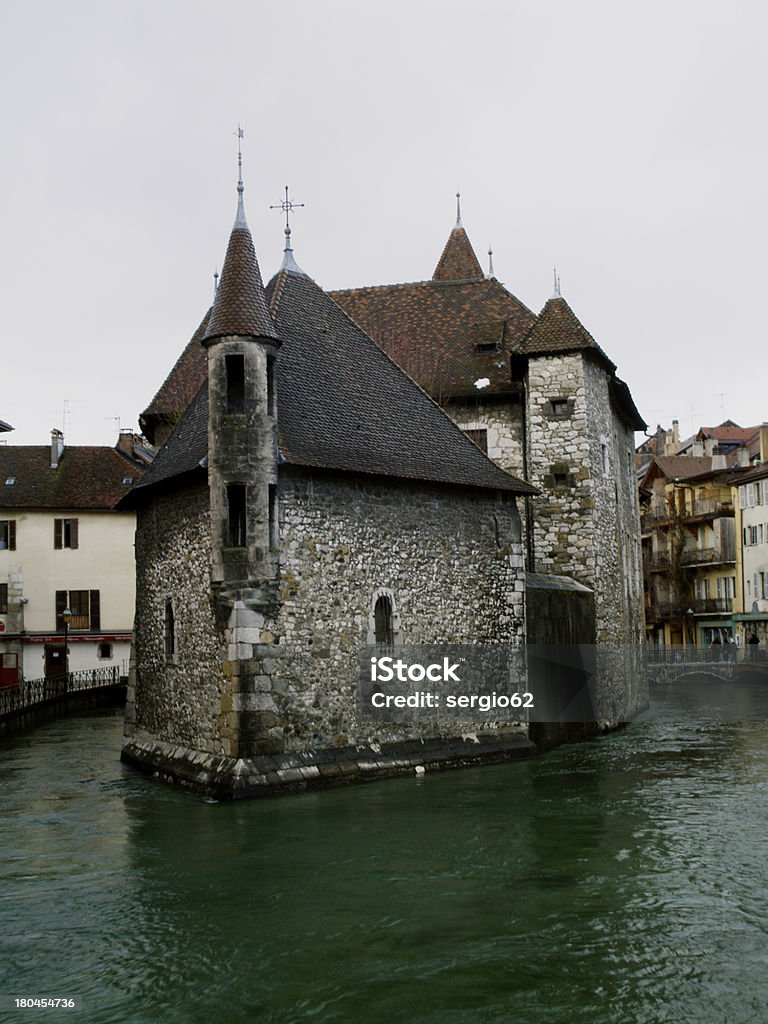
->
[204,193,279,343]
[432,226,484,281]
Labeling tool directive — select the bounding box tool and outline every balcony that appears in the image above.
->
[692,597,733,615]
[649,553,671,572]
[680,546,735,568]
[687,499,734,521]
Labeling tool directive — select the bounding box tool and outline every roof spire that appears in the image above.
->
[552,266,561,298]
[213,268,219,299]
[270,185,306,275]
[487,245,495,279]
[234,124,247,228]
[455,191,462,228]
[203,128,279,344]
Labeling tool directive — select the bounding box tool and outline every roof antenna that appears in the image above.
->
[455,192,462,228]
[270,185,306,274]
[552,266,561,298]
[487,245,495,279]
[234,124,247,228]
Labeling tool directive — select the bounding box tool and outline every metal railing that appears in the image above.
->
[0,666,121,717]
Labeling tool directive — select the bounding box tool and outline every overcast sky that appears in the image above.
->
[1,0,765,449]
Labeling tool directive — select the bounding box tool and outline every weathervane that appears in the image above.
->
[456,192,462,228]
[487,245,495,279]
[235,124,244,195]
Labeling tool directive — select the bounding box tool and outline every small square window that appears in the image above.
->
[551,399,569,416]
[553,472,568,487]
[97,642,113,660]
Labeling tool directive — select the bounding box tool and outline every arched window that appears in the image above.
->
[374,594,394,646]
[367,588,400,646]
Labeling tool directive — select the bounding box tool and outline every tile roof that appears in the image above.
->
[728,460,768,485]
[697,424,758,444]
[128,268,536,501]
[330,277,536,399]
[432,226,484,281]
[519,296,616,370]
[203,209,278,343]
[0,420,12,432]
[269,269,533,493]
[139,308,210,443]
[0,446,145,510]
[647,455,719,482]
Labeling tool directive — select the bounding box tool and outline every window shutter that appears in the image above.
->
[70,519,79,549]
[55,590,67,629]
[54,519,62,549]
[8,520,15,550]
[89,590,100,630]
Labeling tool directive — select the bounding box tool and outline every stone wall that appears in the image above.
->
[448,396,526,477]
[273,467,525,748]
[525,352,644,646]
[127,467,527,763]
[127,481,232,755]
[526,353,594,580]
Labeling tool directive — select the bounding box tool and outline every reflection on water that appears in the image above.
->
[2,680,768,1024]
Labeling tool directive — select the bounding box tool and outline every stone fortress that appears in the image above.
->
[120,166,646,799]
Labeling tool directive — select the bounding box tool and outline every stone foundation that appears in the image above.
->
[121,729,535,800]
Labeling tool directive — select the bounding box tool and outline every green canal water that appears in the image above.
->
[2,680,768,1024]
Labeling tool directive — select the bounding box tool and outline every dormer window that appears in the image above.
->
[122,477,133,485]
[475,342,500,354]
[5,477,15,486]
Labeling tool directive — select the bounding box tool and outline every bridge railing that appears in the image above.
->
[0,666,121,717]
[646,645,766,666]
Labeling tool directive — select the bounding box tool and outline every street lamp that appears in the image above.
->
[62,606,72,683]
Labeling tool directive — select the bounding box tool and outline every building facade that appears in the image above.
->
[331,218,646,645]
[0,431,147,684]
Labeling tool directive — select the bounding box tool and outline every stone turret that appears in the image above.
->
[203,175,280,599]
[202,164,284,757]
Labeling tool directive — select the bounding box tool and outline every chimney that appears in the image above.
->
[672,419,680,447]
[692,441,704,457]
[760,424,768,463]
[712,453,727,471]
[704,438,715,456]
[50,429,64,469]
[656,424,664,455]
[737,447,750,468]
[117,429,135,457]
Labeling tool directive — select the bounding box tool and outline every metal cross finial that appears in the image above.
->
[271,186,306,274]
[456,192,462,228]
[487,245,495,279]
[270,185,305,238]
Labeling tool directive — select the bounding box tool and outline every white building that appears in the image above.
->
[0,430,148,684]
[736,463,768,644]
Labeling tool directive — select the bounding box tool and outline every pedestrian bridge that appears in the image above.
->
[647,647,768,685]
[0,667,125,736]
